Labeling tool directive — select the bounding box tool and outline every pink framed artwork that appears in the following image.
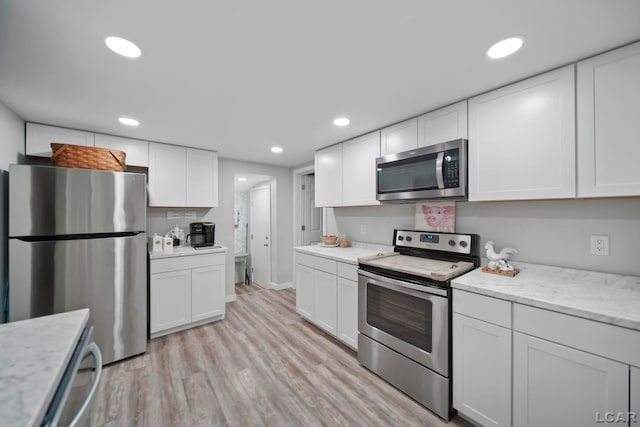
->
[415,201,456,233]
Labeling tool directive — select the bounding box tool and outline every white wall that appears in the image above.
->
[0,100,25,322]
[148,157,294,299]
[325,199,640,276]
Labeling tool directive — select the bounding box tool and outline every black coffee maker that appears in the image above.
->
[188,222,215,248]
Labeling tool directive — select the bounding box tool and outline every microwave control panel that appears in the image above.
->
[443,149,459,188]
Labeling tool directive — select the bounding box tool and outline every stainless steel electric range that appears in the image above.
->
[357,229,480,420]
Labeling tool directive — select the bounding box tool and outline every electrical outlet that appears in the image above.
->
[360,224,366,235]
[184,211,197,220]
[590,235,609,256]
[166,211,182,220]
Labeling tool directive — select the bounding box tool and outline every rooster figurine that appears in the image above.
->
[485,241,518,271]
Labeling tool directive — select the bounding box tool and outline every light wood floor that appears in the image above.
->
[89,286,472,427]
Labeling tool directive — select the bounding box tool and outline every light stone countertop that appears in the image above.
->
[452,262,640,331]
[0,309,90,427]
[295,242,394,265]
[149,245,228,260]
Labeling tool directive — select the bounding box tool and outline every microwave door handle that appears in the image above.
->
[436,152,445,189]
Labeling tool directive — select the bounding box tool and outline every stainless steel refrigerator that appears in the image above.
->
[8,164,147,365]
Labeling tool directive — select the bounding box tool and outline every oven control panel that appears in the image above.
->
[394,230,474,255]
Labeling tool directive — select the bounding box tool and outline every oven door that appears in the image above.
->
[358,269,449,376]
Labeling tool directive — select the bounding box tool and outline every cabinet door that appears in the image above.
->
[148,143,187,207]
[342,131,380,206]
[295,263,315,320]
[513,332,628,427]
[94,133,149,167]
[380,117,418,155]
[632,366,640,422]
[468,65,576,201]
[452,313,511,427]
[186,148,218,207]
[577,41,640,197]
[26,123,94,157]
[191,265,225,321]
[337,278,358,350]
[314,269,337,335]
[150,270,192,333]
[314,144,343,207]
[418,101,468,148]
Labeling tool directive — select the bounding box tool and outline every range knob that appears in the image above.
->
[460,241,468,248]
[406,236,412,242]
[448,240,456,247]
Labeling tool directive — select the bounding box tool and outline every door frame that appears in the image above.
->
[292,164,316,248]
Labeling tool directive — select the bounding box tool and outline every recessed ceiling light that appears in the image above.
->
[118,117,139,127]
[105,36,142,58]
[333,117,350,126]
[238,177,247,182]
[486,36,525,59]
[271,146,283,153]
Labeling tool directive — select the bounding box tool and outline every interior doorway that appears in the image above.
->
[301,174,322,245]
[234,173,273,291]
[293,165,323,253]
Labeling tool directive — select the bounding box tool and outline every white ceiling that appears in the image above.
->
[1,1,639,167]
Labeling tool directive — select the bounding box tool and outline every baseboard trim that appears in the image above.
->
[271,281,293,290]
[226,294,237,303]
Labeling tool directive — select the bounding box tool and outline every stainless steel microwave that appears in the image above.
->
[376,139,467,202]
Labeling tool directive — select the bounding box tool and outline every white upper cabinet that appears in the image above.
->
[418,101,468,148]
[26,123,94,157]
[380,117,418,156]
[577,41,640,198]
[315,143,343,207]
[342,131,380,206]
[468,65,576,201]
[186,148,218,207]
[94,133,149,167]
[148,143,188,207]
[149,143,218,208]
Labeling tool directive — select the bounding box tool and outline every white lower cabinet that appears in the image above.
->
[453,289,638,427]
[453,290,511,427]
[150,252,225,338]
[151,269,192,333]
[513,332,628,427]
[295,251,358,350]
[295,263,315,320]
[453,313,511,427]
[313,270,338,335]
[631,366,640,421]
[337,277,358,349]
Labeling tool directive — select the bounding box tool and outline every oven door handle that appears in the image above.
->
[358,269,448,297]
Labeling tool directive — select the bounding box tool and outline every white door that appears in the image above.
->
[150,269,191,334]
[342,131,381,206]
[295,263,315,319]
[337,277,358,350]
[302,175,322,245]
[314,269,338,335]
[191,265,224,321]
[452,313,511,427]
[249,185,271,288]
[513,332,628,427]
[380,117,418,155]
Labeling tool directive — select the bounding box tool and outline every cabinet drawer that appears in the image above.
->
[151,253,223,273]
[453,290,511,328]
[337,262,358,281]
[514,303,640,367]
[295,252,337,274]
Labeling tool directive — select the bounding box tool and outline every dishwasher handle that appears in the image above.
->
[69,342,103,427]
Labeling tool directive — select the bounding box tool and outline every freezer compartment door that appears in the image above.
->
[9,164,146,237]
[9,233,147,364]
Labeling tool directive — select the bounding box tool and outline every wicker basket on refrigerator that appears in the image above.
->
[50,143,126,172]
